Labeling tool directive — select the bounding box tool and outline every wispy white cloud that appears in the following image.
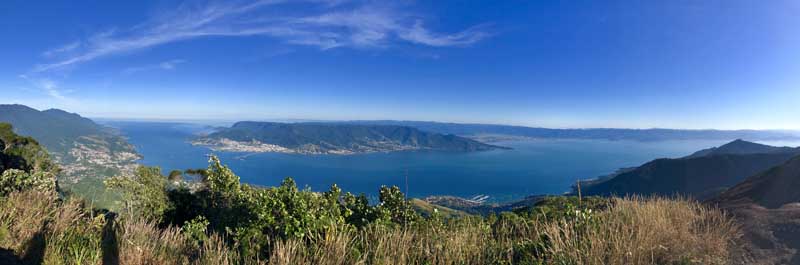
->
[34,0,491,72]
[399,21,492,47]
[295,7,492,48]
[122,59,186,74]
[159,59,185,70]
[18,75,75,102]
[42,41,81,57]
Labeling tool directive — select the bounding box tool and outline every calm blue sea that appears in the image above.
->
[104,121,800,202]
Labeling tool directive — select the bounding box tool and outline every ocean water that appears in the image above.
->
[105,121,799,202]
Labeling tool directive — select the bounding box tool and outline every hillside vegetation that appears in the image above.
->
[0,105,140,208]
[197,121,506,154]
[578,140,800,200]
[0,132,738,265]
[707,155,800,264]
[0,123,58,196]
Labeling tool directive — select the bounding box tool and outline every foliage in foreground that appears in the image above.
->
[0,190,738,265]
[0,123,58,196]
[0,153,738,264]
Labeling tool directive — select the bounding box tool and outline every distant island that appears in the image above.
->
[193,121,508,154]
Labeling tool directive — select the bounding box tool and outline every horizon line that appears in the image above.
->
[88,116,800,132]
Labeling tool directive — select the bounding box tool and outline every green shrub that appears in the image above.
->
[341,192,383,227]
[0,123,58,197]
[105,166,169,221]
[182,215,210,247]
[377,185,420,226]
[0,169,55,196]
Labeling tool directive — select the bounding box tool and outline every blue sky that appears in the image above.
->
[2,0,799,129]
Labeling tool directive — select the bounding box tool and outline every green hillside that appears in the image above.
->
[0,105,140,208]
[578,140,800,199]
[0,123,57,196]
[199,121,507,154]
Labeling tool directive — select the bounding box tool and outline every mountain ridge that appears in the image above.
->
[0,104,140,193]
[342,120,800,142]
[707,155,800,264]
[195,121,507,154]
[686,139,799,159]
[578,139,800,199]
[711,155,800,209]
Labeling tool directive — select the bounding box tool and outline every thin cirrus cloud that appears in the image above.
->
[18,75,75,102]
[122,59,186,75]
[34,0,492,73]
[41,41,81,57]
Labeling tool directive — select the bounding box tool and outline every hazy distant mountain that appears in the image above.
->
[0,105,102,153]
[686,139,799,159]
[578,140,800,199]
[196,121,507,154]
[344,120,800,142]
[0,104,140,185]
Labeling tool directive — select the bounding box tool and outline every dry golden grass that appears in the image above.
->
[115,219,191,265]
[259,197,737,265]
[0,190,57,258]
[193,233,242,265]
[0,191,737,265]
[536,197,738,265]
[42,197,104,265]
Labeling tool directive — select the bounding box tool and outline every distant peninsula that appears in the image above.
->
[193,121,508,155]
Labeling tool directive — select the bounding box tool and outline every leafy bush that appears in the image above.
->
[341,192,383,227]
[0,123,58,197]
[0,169,55,196]
[105,166,169,221]
[377,185,419,226]
[182,215,210,247]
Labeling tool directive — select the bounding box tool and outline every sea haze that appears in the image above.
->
[106,121,800,202]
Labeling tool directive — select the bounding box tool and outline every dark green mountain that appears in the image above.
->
[712,155,800,209]
[198,121,507,154]
[0,123,57,176]
[578,140,800,199]
[0,104,140,192]
[0,105,101,154]
[707,155,800,264]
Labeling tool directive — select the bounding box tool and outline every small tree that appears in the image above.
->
[167,170,183,182]
[105,166,169,221]
[377,185,419,226]
[204,155,241,198]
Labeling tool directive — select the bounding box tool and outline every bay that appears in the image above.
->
[106,121,799,202]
